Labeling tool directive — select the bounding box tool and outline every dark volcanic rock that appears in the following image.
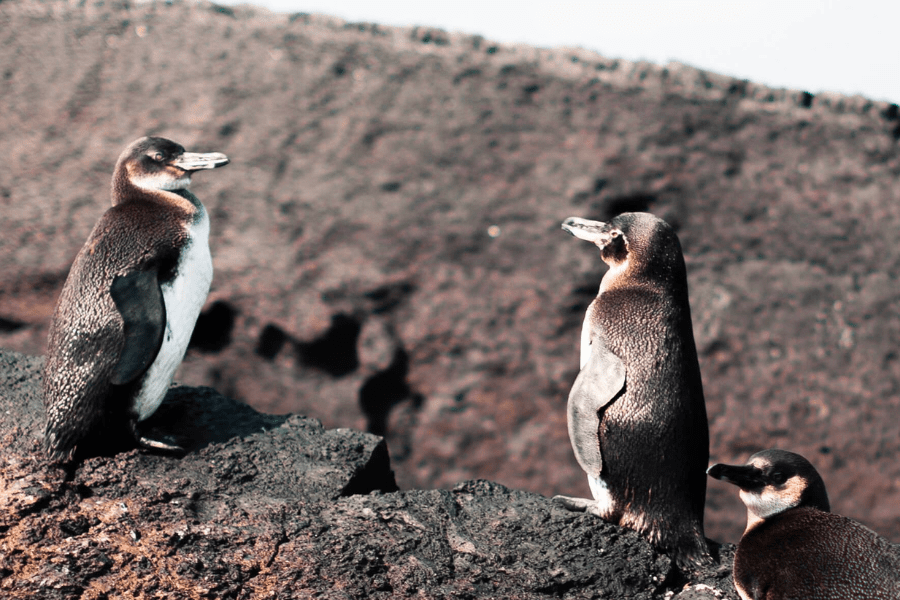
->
[1,0,899,549]
[0,349,737,598]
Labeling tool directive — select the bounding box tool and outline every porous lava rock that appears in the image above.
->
[0,349,738,598]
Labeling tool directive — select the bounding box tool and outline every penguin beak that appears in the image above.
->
[707,463,766,490]
[561,217,617,246]
[171,151,230,172]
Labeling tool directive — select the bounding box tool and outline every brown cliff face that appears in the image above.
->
[1,0,899,551]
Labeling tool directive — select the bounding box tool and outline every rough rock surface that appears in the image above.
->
[0,349,738,598]
[1,0,899,550]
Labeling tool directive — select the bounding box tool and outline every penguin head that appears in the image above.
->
[708,449,830,531]
[113,137,229,200]
[561,212,685,285]
[562,216,627,264]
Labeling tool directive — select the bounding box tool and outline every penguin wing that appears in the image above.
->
[567,333,625,478]
[109,269,166,386]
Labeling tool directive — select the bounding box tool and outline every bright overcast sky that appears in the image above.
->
[219,0,899,103]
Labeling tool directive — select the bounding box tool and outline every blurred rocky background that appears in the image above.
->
[1,0,899,547]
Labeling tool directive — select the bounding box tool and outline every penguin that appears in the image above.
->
[42,136,229,462]
[552,212,710,569]
[708,449,900,600]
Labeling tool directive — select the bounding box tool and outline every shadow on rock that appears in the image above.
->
[0,349,735,598]
[141,385,289,452]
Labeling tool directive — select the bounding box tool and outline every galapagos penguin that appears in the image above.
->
[553,212,710,568]
[708,449,900,600]
[42,136,229,462]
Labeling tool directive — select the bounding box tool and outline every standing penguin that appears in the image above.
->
[42,137,229,462]
[553,212,710,568]
[708,449,900,599]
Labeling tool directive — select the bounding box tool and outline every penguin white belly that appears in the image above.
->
[132,213,212,421]
[588,474,616,515]
[579,309,593,370]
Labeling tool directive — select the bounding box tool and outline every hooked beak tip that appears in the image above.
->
[561,217,611,244]
[173,152,230,171]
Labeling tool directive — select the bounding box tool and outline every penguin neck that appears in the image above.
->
[599,258,664,294]
[742,498,830,536]
[599,258,632,294]
[744,512,766,534]
[112,172,202,216]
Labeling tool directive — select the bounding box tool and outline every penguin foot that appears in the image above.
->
[136,434,185,455]
[130,419,185,455]
[552,495,605,517]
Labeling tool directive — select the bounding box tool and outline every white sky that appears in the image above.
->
[218,0,899,103]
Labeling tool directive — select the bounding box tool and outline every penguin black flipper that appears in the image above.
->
[567,333,625,477]
[109,270,166,386]
[109,269,183,454]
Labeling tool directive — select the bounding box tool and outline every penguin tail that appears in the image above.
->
[42,425,77,464]
[667,533,712,571]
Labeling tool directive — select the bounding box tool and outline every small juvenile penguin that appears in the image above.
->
[708,449,900,600]
[42,137,229,462]
[553,212,710,568]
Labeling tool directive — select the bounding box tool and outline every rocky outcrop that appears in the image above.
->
[1,0,899,549]
[0,350,737,598]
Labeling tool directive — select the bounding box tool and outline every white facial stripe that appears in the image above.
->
[131,171,191,191]
[740,488,785,520]
[739,476,807,520]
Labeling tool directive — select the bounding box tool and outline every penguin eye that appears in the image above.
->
[770,471,787,485]
[150,152,165,162]
[610,231,620,238]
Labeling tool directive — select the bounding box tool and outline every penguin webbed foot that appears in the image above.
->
[130,420,185,456]
[552,494,605,517]
[136,434,185,456]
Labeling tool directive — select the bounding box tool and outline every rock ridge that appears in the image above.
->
[0,349,737,598]
[1,0,899,548]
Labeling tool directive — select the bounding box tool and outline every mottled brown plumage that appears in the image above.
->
[43,137,228,462]
[554,212,710,569]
